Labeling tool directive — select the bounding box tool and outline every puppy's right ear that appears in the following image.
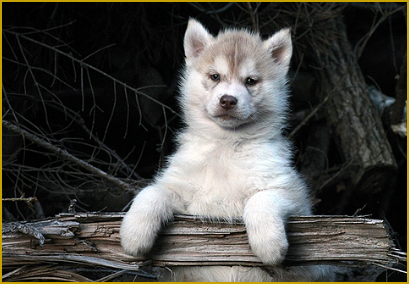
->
[184,19,213,62]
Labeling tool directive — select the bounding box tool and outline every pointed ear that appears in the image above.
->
[263,28,293,69]
[184,19,213,60]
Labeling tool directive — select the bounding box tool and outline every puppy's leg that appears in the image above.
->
[243,191,291,265]
[120,185,173,256]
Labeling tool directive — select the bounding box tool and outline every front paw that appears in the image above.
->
[247,226,289,265]
[120,213,159,256]
[119,185,173,256]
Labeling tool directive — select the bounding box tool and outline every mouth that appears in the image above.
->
[216,114,235,120]
[211,112,254,130]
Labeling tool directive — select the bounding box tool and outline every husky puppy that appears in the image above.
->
[120,19,332,281]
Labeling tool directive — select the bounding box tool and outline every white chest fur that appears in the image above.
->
[156,133,295,219]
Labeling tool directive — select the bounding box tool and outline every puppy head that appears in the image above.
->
[180,19,292,134]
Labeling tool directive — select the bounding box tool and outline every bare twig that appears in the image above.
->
[2,196,38,203]
[246,2,258,31]
[3,29,180,118]
[3,120,134,193]
[354,4,405,59]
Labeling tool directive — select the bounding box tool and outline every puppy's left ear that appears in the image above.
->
[263,28,293,69]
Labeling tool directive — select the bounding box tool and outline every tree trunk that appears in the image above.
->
[312,15,397,193]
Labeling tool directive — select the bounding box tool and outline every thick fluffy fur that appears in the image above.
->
[120,19,332,281]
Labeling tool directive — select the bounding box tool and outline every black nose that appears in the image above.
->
[220,95,238,110]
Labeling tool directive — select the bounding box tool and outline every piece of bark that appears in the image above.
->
[2,213,404,274]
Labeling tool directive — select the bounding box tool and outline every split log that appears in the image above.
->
[2,212,405,276]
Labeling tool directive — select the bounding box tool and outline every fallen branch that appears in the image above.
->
[2,120,134,193]
[2,212,405,279]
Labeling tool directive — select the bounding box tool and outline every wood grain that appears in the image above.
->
[3,212,405,274]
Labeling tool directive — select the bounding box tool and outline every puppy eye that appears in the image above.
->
[210,73,220,82]
[245,77,258,86]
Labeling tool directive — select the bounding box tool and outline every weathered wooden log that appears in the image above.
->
[2,212,405,276]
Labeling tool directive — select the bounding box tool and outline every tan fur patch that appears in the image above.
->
[194,30,280,84]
